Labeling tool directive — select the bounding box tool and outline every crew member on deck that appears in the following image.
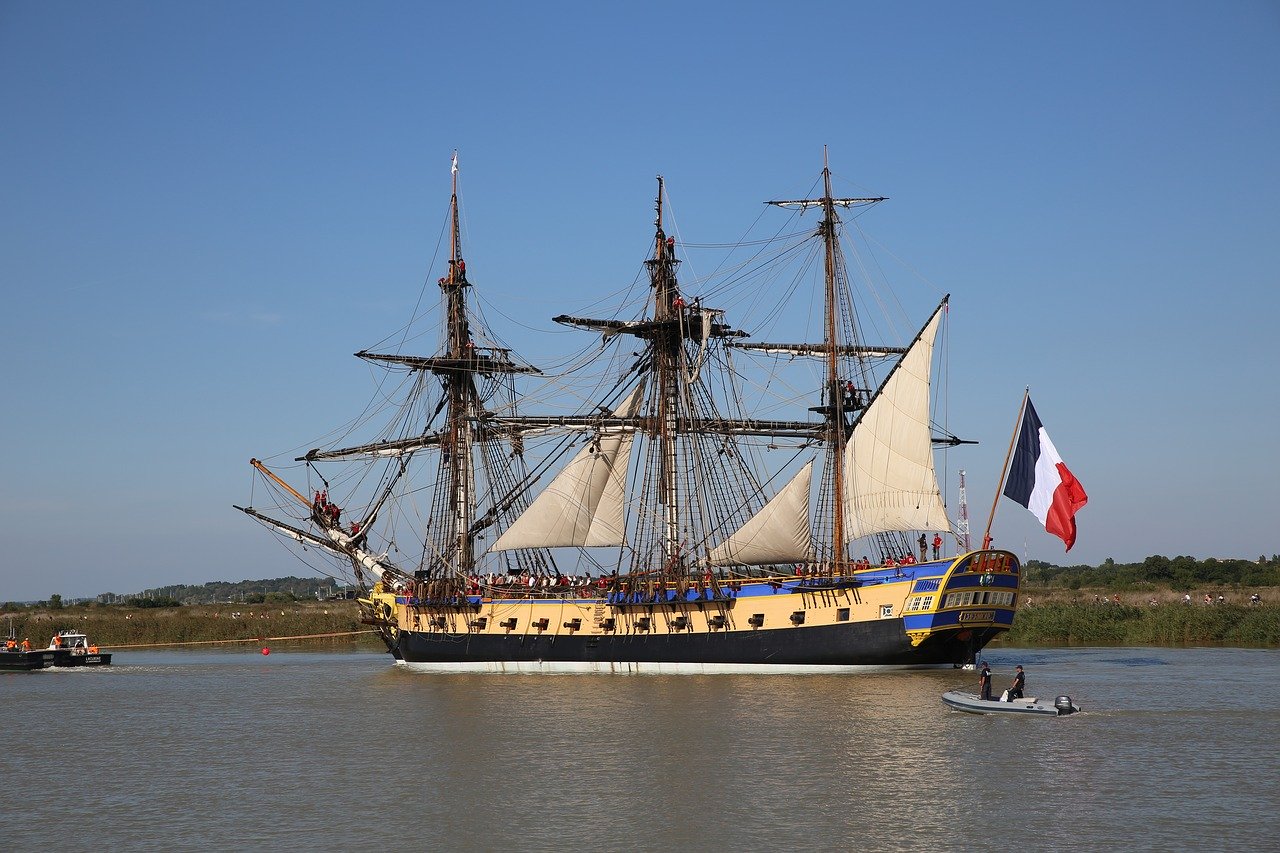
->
[918,533,928,562]
[978,661,993,701]
[21,638,31,651]
[932,533,942,560]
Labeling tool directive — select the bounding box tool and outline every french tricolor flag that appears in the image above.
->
[1003,398,1088,551]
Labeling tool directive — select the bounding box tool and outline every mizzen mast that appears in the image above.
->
[767,149,886,571]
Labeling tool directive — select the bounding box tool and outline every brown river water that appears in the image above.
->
[2,646,1276,851]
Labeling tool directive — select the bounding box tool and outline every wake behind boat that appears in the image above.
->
[238,152,1023,673]
[943,690,1080,716]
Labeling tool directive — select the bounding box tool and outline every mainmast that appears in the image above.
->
[442,151,476,572]
[819,155,847,571]
[647,177,682,563]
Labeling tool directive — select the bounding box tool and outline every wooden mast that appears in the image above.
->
[767,152,885,572]
[647,177,682,566]
[819,149,847,573]
[442,151,476,572]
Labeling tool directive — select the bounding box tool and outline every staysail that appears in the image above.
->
[489,384,644,551]
[706,461,813,566]
[842,306,950,539]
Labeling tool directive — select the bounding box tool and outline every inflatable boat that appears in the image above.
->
[942,690,1080,716]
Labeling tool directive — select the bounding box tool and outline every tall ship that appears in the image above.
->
[238,152,1021,672]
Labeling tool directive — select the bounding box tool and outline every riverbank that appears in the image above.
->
[998,600,1280,648]
[2,601,384,650]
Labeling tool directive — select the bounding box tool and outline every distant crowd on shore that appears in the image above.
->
[1021,591,1268,608]
[1082,592,1264,606]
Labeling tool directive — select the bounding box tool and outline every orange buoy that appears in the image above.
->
[261,647,270,655]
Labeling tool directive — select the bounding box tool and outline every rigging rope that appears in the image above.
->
[105,630,378,649]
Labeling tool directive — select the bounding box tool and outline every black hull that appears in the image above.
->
[395,619,997,670]
[1,651,56,671]
[51,651,112,667]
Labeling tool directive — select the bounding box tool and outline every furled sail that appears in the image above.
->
[489,385,644,551]
[236,505,389,579]
[706,461,813,566]
[299,433,442,462]
[842,308,950,538]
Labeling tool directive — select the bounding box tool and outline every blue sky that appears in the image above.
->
[2,1,1277,602]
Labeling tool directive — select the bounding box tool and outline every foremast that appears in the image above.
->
[241,152,541,605]
[353,152,541,584]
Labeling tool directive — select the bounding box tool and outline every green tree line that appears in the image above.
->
[1022,554,1280,591]
[2,576,356,610]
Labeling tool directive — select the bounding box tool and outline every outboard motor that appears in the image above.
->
[1054,695,1077,715]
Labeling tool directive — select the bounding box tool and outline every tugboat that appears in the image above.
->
[46,631,112,667]
[1,621,55,671]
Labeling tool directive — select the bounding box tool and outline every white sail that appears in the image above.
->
[707,461,813,566]
[489,385,643,551]
[842,310,950,539]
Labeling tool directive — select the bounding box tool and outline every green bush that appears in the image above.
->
[1004,602,1280,648]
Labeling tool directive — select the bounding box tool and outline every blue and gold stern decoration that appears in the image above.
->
[902,550,1020,647]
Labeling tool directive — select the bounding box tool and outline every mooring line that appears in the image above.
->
[105,630,378,649]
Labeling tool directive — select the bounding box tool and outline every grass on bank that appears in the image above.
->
[999,600,1280,648]
[3,601,384,650]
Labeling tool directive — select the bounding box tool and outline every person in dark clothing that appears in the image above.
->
[978,661,992,700]
[1008,665,1025,700]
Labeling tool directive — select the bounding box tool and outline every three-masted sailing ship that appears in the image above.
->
[238,153,1021,672]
